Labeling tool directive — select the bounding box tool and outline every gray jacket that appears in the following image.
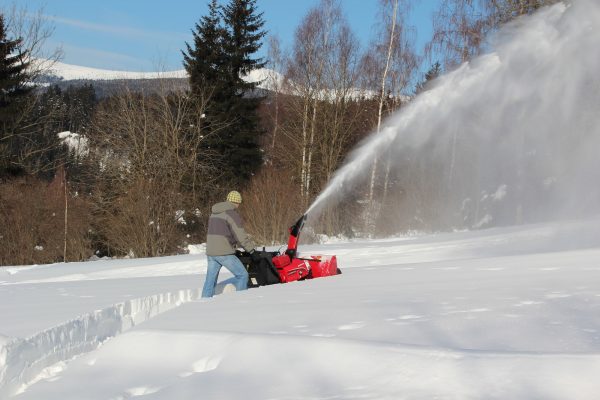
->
[206,201,256,256]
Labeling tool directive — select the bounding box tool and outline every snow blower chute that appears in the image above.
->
[237,214,340,288]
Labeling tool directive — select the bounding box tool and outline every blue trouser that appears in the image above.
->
[202,255,249,298]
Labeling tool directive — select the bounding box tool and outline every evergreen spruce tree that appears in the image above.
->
[221,0,266,90]
[0,14,32,177]
[220,0,266,184]
[183,0,224,97]
[415,62,442,95]
[183,0,266,186]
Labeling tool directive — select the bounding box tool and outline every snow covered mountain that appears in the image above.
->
[40,61,379,101]
[42,60,282,88]
[44,61,188,81]
[2,217,600,399]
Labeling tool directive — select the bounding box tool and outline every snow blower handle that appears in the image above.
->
[285,214,307,258]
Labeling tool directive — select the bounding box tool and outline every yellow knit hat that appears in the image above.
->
[226,190,242,204]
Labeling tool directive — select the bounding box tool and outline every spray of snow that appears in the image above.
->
[307,1,600,227]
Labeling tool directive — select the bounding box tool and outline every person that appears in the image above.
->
[202,190,256,298]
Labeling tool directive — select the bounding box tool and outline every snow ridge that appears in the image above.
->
[43,60,281,86]
[0,288,200,398]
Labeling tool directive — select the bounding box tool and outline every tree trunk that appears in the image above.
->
[63,170,68,262]
[366,0,399,233]
[301,100,310,199]
[305,99,318,200]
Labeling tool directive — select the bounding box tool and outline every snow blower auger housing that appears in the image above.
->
[236,215,340,288]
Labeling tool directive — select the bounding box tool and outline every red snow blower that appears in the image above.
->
[237,214,340,288]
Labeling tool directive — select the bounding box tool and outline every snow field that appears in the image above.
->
[1,218,600,398]
[14,329,600,400]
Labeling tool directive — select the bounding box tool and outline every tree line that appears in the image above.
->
[0,0,558,266]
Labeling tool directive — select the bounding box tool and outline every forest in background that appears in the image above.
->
[0,0,558,266]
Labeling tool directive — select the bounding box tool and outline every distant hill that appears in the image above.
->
[34,61,390,102]
[36,61,282,98]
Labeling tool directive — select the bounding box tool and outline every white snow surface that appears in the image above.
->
[43,60,281,88]
[2,218,600,399]
[45,60,187,81]
[57,131,89,157]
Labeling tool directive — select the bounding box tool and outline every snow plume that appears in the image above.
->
[308,1,600,230]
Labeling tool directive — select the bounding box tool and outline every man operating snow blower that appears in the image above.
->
[201,190,256,298]
[202,192,341,297]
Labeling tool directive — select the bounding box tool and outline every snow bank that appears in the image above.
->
[186,243,206,255]
[0,289,200,398]
[0,334,12,391]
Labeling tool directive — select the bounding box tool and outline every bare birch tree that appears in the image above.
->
[265,35,285,153]
[362,0,418,234]
[282,0,343,205]
[427,0,487,71]
[2,3,63,80]
[428,0,559,72]
[486,0,560,25]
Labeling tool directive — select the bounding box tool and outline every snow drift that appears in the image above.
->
[0,289,200,397]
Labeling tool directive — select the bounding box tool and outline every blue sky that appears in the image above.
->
[1,0,436,72]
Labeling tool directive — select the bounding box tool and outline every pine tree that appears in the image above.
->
[221,0,266,91]
[183,0,224,97]
[223,0,265,183]
[415,62,442,95]
[219,0,266,184]
[183,0,229,181]
[0,14,32,176]
[183,0,266,186]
